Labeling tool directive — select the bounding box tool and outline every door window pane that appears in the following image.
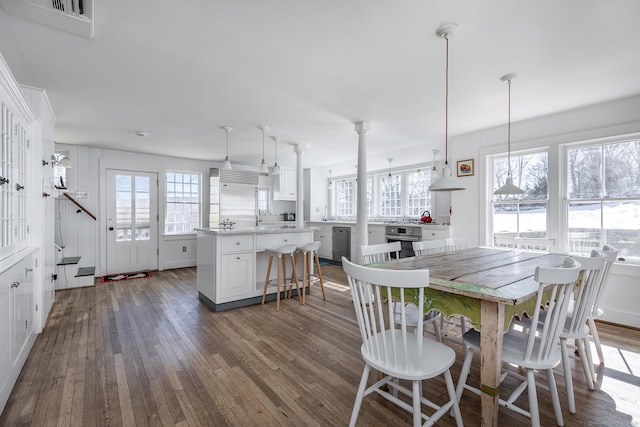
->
[116,175,133,242]
[135,176,150,240]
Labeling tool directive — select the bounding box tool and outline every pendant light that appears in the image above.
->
[429,23,466,192]
[221,126,233,171]
[258,126,269,175]
[387,158,393,177]
[494,74,524,195]
[431,149,440,181]
[328,169,332,189]
[271,136,281,176]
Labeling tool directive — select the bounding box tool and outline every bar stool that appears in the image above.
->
[261,244,302,311]
[296,241,326,304]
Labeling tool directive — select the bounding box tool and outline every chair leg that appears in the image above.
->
[545,368,563,427]
[431,318,444,343]
[561,338,576,414]
[289,254,303,305]
[412,380,421,427]
[527,370,542,427]
[301,251,309,304]
[313,252,326,300]
[589,317,605,364]
[577,337,595,390]
[276,255,283,311]
[441,369,462,426]
[455,344,474,404]
[261,254,273,305]
[349,364,371,427]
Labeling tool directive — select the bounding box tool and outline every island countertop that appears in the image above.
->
[195,226,317,235]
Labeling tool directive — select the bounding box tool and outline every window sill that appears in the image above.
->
[163,233,197,241]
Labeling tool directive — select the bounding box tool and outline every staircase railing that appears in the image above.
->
[62,192,96,220]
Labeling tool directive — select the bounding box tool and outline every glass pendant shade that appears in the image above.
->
[221,126,232,171]
[271,136,280,176]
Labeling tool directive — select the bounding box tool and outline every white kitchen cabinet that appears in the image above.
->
[421,228,449,240]
[272,168,296,201]
[256,232,309,251]
[367,225,386,245]
[1,250,36,413]
[314,225,333,259]
[220,252,254,300]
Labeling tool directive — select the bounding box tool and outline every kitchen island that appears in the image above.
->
[196,226,315,311]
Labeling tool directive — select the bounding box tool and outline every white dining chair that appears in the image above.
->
[341,257,463,427]
[361,241,401,263]
[587,244,619,365]
[515,250,607,414]
[412,239,448,256]
[444,237,471,252]
[455,256,582,427]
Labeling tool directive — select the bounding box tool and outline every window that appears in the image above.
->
[492,150,549,242]
[335,179,355,217]
[165,171,200,234]
[379,174,402,216]
[406,170,430,216]
[566,139,640,260]
[331,167,435,219]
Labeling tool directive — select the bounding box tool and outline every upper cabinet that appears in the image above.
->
[272,168,296,201]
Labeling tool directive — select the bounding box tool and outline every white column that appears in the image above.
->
[354,121,371,265]
[295,143,305,228]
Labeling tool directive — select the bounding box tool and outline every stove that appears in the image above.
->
[385,225,423,258]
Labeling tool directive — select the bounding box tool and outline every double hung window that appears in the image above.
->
[565,139,640,260]
[491,150,549,242]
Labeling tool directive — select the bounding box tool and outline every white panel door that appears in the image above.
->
[106,170,158,275]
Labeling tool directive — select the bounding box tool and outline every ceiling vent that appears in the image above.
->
[0,0,93,38]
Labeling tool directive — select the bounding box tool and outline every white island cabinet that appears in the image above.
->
[196,226,314,311]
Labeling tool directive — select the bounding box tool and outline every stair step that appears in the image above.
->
[58,256,81,266]
[76,267,95,277]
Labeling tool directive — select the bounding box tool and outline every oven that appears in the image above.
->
[385,225,422,258]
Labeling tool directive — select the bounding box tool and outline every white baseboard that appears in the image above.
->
[162,259,196,270]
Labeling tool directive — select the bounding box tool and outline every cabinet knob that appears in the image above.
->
[109,227,114,231]
[235,241,240,245]
[236,256,241,260]
[11,282,20,288]
[284,239,288,242]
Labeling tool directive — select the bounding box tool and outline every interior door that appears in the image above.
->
[106,170,158,275]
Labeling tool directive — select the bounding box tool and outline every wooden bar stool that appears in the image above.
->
[261,244,301,311]
[296,241,326,304]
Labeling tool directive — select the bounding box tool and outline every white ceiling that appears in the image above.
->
[1,1,640,174]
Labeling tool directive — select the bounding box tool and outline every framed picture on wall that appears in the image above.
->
[457,159,474,177]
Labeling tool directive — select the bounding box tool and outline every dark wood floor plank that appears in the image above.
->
[2,265,639,427]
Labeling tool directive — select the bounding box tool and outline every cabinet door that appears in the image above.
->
[273,169,296,201]
[368,225,386,245]
[315,227,332,259]
[11,259,28,361]
[220,252,255,300]
[0,270,12,392]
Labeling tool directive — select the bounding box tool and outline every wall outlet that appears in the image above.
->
[75,191,88,198]
[182,246,187,252]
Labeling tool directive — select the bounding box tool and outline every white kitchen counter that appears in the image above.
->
[196,226,315,311]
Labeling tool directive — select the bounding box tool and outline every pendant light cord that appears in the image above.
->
[507,79,512,176]
[445,36,449,165]
[225,130,229,157]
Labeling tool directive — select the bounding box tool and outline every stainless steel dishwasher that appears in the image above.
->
[332,226,351,263]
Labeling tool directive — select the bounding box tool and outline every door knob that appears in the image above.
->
[109,227,114,231]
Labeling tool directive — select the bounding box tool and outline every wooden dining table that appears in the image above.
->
[367,246,568,427]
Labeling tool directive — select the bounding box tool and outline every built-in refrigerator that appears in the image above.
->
[209,168,259,228]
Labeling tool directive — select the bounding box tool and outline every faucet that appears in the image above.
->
[220,218,235,230]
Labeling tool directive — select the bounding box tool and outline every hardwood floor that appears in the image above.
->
[1,265,639,426]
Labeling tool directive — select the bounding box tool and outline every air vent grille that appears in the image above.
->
[210,168,259,185]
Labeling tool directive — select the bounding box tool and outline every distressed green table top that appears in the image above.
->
[368,247,567,331]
